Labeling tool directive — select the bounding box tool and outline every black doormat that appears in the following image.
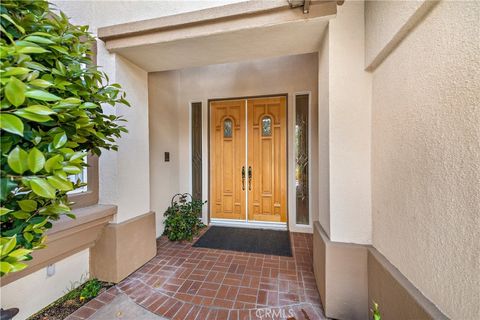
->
[193,226,292,257]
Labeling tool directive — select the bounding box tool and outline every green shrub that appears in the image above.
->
[0,0,129,276]
[79,278,102,302]
[28,278,112,320]
[163,198,206,241]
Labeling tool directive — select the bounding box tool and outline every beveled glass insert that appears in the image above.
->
[191,102,202,205]
[224,119,232,138]
[295,94,309,225]
[262,116,272,136]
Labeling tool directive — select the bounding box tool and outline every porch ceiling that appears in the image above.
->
[98,0,336,72]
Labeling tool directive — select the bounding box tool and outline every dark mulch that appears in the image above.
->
[193,226,292,256]
[27,280,113,320]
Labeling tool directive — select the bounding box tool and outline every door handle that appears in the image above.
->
[242,166,245,190]
[248,166,252,191]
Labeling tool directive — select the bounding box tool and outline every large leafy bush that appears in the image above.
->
[0,0,129,276]
[163,195,205,241]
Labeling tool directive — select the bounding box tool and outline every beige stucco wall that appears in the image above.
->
[149,53,319,235]
[317,27,330,236]
[323,0,372,244]
[110,56,150,222]
[148,70,182,235]
[368,1,480,318]
[364,0,424,67]
[1,250,89,320]
[54,0,244,33]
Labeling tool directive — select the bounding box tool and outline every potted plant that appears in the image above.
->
[163,193,206,241]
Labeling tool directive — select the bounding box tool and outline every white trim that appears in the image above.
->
[293,91,313,228]
[210,218,287,231]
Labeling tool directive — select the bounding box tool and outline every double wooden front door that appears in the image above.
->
[210,96,287,223]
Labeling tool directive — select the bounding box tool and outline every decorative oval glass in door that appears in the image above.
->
[224,118,233,138]
[261,116,272,136]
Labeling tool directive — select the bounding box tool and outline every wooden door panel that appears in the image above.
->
[247,97,287,223]
[210,100,245,220]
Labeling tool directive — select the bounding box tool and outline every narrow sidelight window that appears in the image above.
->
[295,94,309,225]
[191,102,202,205]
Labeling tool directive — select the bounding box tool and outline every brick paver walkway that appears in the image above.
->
[67,232,326,320]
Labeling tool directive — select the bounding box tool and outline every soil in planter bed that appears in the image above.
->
[27,280,114,320]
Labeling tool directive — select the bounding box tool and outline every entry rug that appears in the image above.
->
[193,226,292,257]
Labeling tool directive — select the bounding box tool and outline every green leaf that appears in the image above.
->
[70,151,87,161]
[56,61,66,75]
[46,176,73,191]
[5,77,26,107]
[8,248,32,258]
[23,232,34,242]
[80,102,98,109]
[12,211,30,219]
[0,114,24,136]
[45,154,63,172]
[0,24,13,43]
[0,178,16,201]
[63,166,82,174]
[29,79,53,88]
[28,216,46,225]
[0,14,25,34]
[24,61,49,72]
[26,70,40,82]
[53,132,67,148]
[23,105,56,115]
[30,178,56,199]
[0,262,12,274]
[17,200,37,212]
[18,46,49,54]
[62,97,82,105]
[13,109,52,122]
[1,237,16,255]
[28,148,45,173]
[7,146,28,174]
[25,90,62,101]
[9,262,28,272]
[50,45,68,54]
[1,100,10,110]
[23,35,55,44]
[0,208,12,216]
[15,40,40,47]
[3,67,31,76]
[54,170,68,180]
[28,32,53,38]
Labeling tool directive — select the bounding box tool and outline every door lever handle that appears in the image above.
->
[242,166,245,190]
[248,166,252,191]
